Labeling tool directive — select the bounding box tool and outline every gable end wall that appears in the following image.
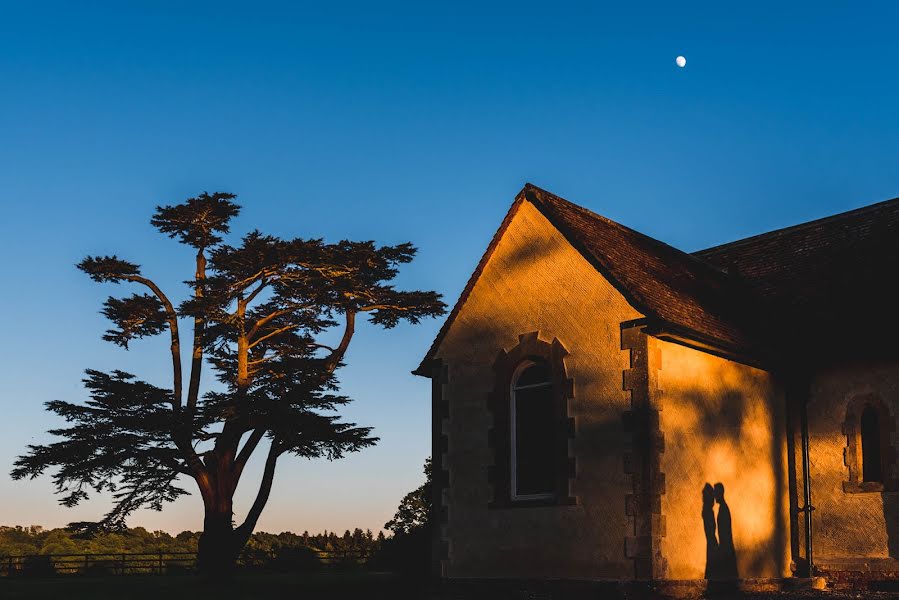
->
[432,201,642,579]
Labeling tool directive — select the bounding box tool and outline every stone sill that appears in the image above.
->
[843,480,892,493]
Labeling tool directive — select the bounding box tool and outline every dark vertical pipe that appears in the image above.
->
[798,380,815,576]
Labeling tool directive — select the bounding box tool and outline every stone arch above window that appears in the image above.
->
[842,393,897,493]
[487,331,576,508]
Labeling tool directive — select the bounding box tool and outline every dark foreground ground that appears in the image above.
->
[2,573,898,600]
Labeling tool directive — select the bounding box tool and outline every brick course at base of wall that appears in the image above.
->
[819,571,899,593]
[817,559,899,593]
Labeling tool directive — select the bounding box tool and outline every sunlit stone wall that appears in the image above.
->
[807,361,899,561]
[434,200,642,579]
[652,338,790,579]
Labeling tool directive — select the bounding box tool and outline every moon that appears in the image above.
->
[676,56,687,68]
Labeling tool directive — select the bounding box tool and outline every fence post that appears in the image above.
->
[158,552,163,575]
[121,553,126,575]
[84,554,89,573]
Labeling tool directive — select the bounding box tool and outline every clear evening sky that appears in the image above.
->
[1,2,898,535]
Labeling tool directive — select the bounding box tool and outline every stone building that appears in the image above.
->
[414,184,899,584]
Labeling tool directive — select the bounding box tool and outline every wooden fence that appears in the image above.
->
[0,548,369,577]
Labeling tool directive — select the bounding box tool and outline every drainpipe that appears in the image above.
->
[797,379,815,576]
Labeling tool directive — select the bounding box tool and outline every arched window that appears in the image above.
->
[487,331,575,508]
[510,361,555,499]
[842,394,895,493]
[861,404,883,483]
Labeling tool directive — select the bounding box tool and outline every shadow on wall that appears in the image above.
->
[703,482,739,580]
[668,377,785,579]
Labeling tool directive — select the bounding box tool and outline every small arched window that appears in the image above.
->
[861,404,883,483]
[843,394,895,493]
[510,361,555,499]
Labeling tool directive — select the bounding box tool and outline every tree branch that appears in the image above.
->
[324,311,355,374]
[186,249,207,412]
[213,295,251,455]
[234,439,280,543]
[121,274,182,408]
[359,304,411,313]
[233,428,266,478]
[228,268,269,293]
[117,275,205,479]
[244,279,267,306]
[248,324,300,349]
[248,354,278,366]
[246,303,312,339]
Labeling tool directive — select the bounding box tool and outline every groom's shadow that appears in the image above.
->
[703,482,739,594]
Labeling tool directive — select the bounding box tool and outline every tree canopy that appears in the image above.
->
[12,191,445,571]
[384,459,432,537]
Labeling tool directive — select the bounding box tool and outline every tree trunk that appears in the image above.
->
[197,499,240,575]
[195,434,279,575]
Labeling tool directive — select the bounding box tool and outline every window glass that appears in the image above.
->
[512,364,554,497]
[515,363,551,388]
[861,405,883,483]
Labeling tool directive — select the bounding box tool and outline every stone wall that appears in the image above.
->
[432,200,642,579]
[651,338,790,579]
[806,360,899,563]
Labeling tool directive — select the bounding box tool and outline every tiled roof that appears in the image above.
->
[415,185,763,375]
[416,185,899,376]
[694,194,899,357]
[524,186,762,356]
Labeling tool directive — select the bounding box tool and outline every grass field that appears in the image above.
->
[0,571,428,600]
[3,573,898,600]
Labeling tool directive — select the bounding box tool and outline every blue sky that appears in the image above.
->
[1,1,898,534]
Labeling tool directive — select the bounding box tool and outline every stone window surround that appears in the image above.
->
[842,392,898,494]
[487,331,576,508]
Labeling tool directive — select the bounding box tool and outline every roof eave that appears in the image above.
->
[412,360,436,378]
[641,319,768,371]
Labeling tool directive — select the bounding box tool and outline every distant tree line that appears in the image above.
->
[0,525,383,558]
[2,458,431,577]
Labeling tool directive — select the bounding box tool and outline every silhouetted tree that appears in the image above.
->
[378,459,432,575]
[11,192,445,574]
[384,459,432,536]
